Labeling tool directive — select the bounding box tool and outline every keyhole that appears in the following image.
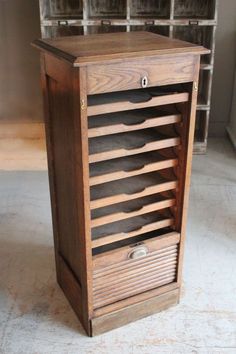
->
[141,76,148,88]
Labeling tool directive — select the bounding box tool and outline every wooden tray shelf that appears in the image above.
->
[91,192,176,228]
[88,108,181,138]
[89,127,180,163]
[87,89,189,116]
[90,169,177,210]
[89,149,178,186]
[92,209,174,248]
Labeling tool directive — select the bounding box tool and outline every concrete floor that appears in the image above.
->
[0,138,236,353]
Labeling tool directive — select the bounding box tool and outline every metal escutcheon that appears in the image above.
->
[128,246,148,260]
[141,76,148,88]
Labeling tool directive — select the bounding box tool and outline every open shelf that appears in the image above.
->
[41,0,83,19]
[174,0,216,20]
[198,69,212,106]
[130,0,171,19]
[194,110,209,144]
[88,0,126,19]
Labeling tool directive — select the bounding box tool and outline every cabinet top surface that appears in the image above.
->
[33,31,209,66]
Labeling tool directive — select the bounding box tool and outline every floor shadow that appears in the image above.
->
[0,224,86,337]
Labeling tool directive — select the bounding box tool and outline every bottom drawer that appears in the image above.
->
[93,231,180,309]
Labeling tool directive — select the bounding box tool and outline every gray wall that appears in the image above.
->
[209,0,236,136]
[1,1,236,137]
[0,0,43,123]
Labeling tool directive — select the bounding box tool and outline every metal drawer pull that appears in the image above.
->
[128,246,148,259]
[141,76,148,88]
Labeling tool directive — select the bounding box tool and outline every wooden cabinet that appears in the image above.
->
[39,0,218,154]
[33,31,208,336]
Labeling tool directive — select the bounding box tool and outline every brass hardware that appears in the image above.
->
[145,20,154,26]
[189,20,199,26]
[194,82,198,91]
[101,19,111,26]
[81,99,86,110]
[141,76,148,88]
[58,20,68,26]
[128,246,148,259]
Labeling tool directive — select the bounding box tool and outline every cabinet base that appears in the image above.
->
[90,288,179,336]
[58,253,180,336]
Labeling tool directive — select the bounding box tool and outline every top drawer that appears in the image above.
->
[87,55,198,94]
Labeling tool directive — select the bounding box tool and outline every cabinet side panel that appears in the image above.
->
[47,75,82,278]
[41,54,92,334]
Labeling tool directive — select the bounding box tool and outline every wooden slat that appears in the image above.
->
[91,180,178,210]
[93,274,176,308]
[89,137,180,163]
[93,282,179,318]
[92,218,174,248]
[88,92,189,116]
[94,260,177,290]
[88,113,181,137]
[90,157,178,186]
[91,198,175,228]
[93,246,177,279]
[94,268,176,298]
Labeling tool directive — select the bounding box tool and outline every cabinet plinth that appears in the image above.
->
[33,31,208,336]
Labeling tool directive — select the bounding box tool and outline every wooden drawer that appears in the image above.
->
[93,231,180,308]
[87,55,197,94]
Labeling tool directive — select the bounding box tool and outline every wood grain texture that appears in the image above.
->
[33,31,210,66]
[87,55,197,94]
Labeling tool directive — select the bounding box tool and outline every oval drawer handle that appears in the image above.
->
[128,246,148,259]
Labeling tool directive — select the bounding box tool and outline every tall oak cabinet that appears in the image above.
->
[33,31,209,335]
